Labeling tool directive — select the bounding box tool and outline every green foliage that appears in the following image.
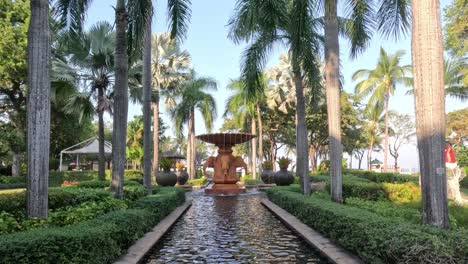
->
[159,158,173,171]
[312,173,421,203]
[76,180,141,189]
[1,198,127,234]
[0,187,185,264]
[444,0,468,58]
[262,161,273,170]
[454,145,468,167]
[266,188,468,263]
[240,175,260,185]
[0,188,111,217]
[318,159,347,173]
[345,169,418,183]
[277,157,291,169]
[187,176,207,186]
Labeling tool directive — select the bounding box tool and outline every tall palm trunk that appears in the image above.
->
[142,9,153,194]
[251,116,257,179]
[383,92,390,172]
[411,0,449,228]
[97,87,106,181]
[324,0,342,203]
[256,104,263,174]
[293,70,310,195]
[110,0,128,198]
[367,140,374,170]
[186,109,195,179]
[152,99,159,181]
[190,110,196,179]
[27,0,50,218]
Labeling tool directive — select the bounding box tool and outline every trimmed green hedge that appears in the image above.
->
[76,180,141,189]
[312,174,422,203]
[0,187,185,264]
[0,188,111,217]
[187,176,208,186]
[0,170,144,189]
[266,187,468,263]
[345,169,418,183]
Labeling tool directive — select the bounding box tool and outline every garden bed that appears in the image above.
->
[266,187,468,263]
[0,187,185,264]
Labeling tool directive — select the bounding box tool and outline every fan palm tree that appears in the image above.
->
[228,0,323,195]
[65,21,115,181]
[353,48,412,172]
[171,74,217,179]
[151,33,191,183]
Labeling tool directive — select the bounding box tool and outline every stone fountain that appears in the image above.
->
[196,133,255,194]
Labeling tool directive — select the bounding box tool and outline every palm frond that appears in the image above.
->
[127,0,153,61]
[54,0,93,33]
[376,0,411,39]
[167,0,192,41]
[344,0,374,58]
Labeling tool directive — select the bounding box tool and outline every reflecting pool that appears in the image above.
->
[143,193,327,263]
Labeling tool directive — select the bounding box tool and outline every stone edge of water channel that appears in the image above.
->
[261,199,363,264]
[114,199,193,264]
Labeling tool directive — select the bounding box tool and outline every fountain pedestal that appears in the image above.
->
[197,133,255,195]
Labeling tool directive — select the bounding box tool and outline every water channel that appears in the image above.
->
[143,192,327,263]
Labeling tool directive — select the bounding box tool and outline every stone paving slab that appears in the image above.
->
[114,200,192,264]
[261,198,363,264]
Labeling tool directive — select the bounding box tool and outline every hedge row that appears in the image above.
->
[0,188,111,216]
[0,187,185,264]
[0,170,144,189]
[311,174,422,203]
[344,169,418,183]
[266,187,468,263]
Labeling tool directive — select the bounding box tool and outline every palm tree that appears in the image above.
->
[322,0,410,203]
[110,0,191,197]
[151,33,191,183]
[411,0,449,228]
[27,0,52,217]
[142,0,153,193]
[171,74,217,179]
[224,79,262,179]
[353,48,412,172]
[229,0,323,195]
[126,116,144,169]
[66,21,115,181]
[363,103,385,170]
[406,58,468,102]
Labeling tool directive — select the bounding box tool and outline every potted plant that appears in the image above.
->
[156,158,177,186]
[260,161,274,184]
[274,157,294,186]
[175,162,189,185]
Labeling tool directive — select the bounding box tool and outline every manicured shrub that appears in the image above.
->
[0,187,185,264]
[187,176,208,186]
[344,169,418,183]
[0,188,111,216]
[240,175,260,185]
[0,183,26,190]
[0,176,26,184]
[76,180,141,189]
[382,182,421,203]
[1,198,128,235]
[266,187,468,263]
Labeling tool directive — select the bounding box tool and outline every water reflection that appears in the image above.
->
[143,194,327,263]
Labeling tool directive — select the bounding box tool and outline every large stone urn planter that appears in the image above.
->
[156,169,177,187]
[273,168,294,186]
[261,170,275,184]
[176,170,189,185]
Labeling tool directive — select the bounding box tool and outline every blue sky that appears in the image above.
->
[85,0,466,169]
